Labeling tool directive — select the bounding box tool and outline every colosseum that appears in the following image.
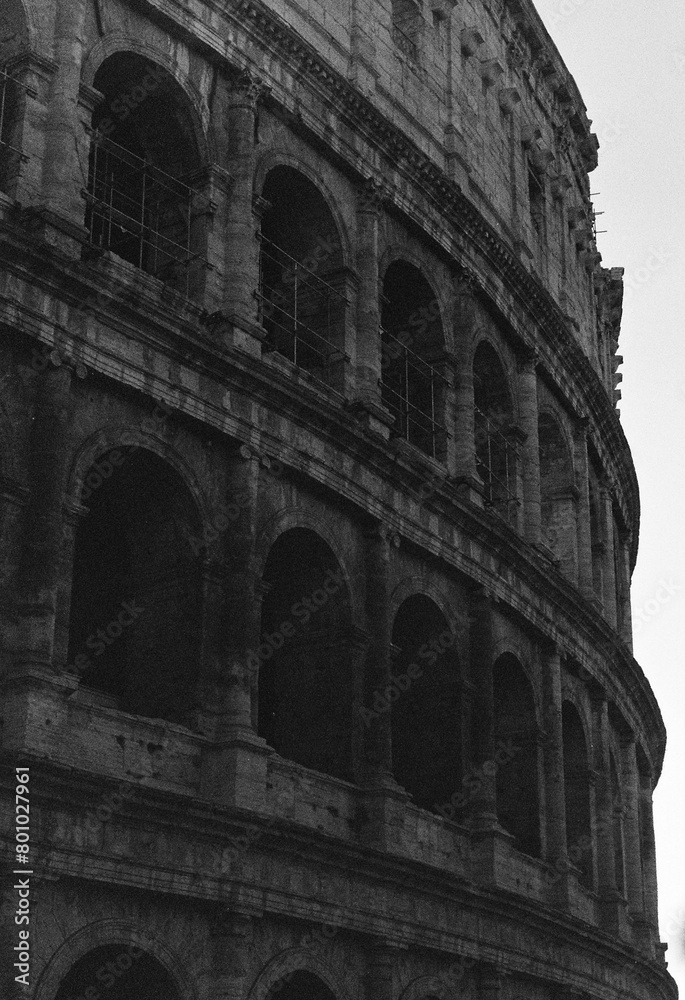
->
[0,0,677,999]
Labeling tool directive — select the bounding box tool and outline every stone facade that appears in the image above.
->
[0,1,676,1000]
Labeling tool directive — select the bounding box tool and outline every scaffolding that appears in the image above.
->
[380,328,448,460]
[83,131,208,291]
[258,235,348,378]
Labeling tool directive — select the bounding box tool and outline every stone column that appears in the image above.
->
[362,524,394,783]
[0,55,56,209]
[200,447,269,808]
[209,910,255,1000]
[467,587,497,828]
[40,0,90,245]
[2,359,76,756]
[478,964,503,1000]
[352,179,392,437]
[517,348,541,545]
[573,418,593,597]
[52,501,88,668]
[621,737,645,922]
[16,360,74,673]
[599,483,618,628]
[590,687,622,934]
[638,769,660,945]
[542,644,569,905]
[617,532,634,650]
[439,353,458,475]
[452,274,480,501]
[359,524,407,848]
[222,70,266,353]
[365,942,397,1000]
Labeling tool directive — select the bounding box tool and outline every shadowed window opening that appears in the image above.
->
[85,53,208,294]
[473,342,518,522]
[381,260,448,460]
[493,654,541,857]
[257,528,354,780]
[562,701,593,888]
[54,945,182,1000]
[390,595,461,812]
[538,411,575,560]
[68,449,202,725]
[259,166,348,387]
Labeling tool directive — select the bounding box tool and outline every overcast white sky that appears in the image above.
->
[532,0,685,990]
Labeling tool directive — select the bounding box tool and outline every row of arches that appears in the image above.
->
[62,444,630,891]
[1,40,627,621]
[1,45,580,492]
[50,945,334,1000]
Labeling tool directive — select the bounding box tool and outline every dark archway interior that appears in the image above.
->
[257,528,353,780]
[381,260,446,458]
[260,166,345,377]
[493,654,541,857]
[54,945,181,1000]
[562,701,593,887]
[267,971,336,1000]
[473,342,517,518]
[390,594,461,813]
[68,449,202,725]
[88,54,202,284]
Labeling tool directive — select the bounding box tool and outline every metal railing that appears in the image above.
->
[257,235,348,377]
[380,328,448,460]
[83,131,208,288]
[474,404,519,517]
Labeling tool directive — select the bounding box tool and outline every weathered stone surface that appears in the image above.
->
[0,1,674,1000]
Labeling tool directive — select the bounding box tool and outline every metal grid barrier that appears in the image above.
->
[474,404,519,516]
[83,131,208,289]
[258,235,348,377]
[380,328,448,460]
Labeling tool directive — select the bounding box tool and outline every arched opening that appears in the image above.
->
[562,701,593,888]
[538,411,575,567]
[473,342,518,523]
[257,528,353,780]
[390,595,461,813]
[380,260,448,460]
[259,166,347,386]
[0,1,30,197]
[493,654,541,856]
[68,448,202,725]
[610,752,625,895]
[86,53,207,294]
[267,971,336,1000]
[53,944,182,1000]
